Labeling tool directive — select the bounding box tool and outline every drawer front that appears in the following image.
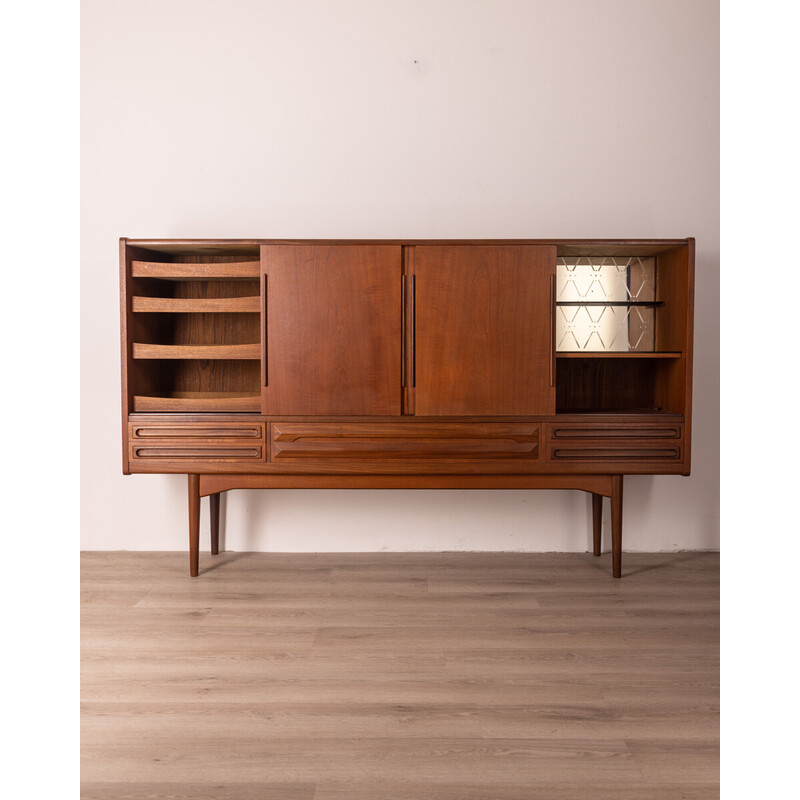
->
[271,422,539,462]
[130,423,264,441]
[130,444,264,462]
[549,423,681,441]
[546,422,683,464]
[550,446,681,461]
[129,422,266,464]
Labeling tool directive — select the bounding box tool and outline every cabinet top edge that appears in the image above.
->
[128,413,686,423]
[123,238,693,257]
[124,238,692,246]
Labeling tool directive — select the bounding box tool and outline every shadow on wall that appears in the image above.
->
[215,488,599,553]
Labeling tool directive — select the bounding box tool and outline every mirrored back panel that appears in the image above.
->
[556,256,659,352]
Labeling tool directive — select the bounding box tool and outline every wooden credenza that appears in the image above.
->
[120,238,694,577]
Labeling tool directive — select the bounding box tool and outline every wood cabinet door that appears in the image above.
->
[414,245,556,416]
[261,244,401,415]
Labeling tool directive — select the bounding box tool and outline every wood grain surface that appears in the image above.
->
[81,551,719,798]
[414,245,557,416]
[261,244,402,415]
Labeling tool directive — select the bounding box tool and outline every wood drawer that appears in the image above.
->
[546,421,683,463]
[549,423,682,440]
[550,446,681,461]
[130,423,264,441]
[130,444,264,462]
[271,422,539,462]
[128,422,266,464]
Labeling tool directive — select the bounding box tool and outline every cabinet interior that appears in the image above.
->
[554,243,690,415]
[128,248,262,412]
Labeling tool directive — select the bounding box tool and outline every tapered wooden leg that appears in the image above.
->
[210,492,221,555]
[611,475,623,579]
[188,474,200,577]
[592,493,603,556]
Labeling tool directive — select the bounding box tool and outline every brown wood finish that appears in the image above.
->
[132,296,260,313]
[551,447,680,461]
[131,260,260,279]
[188,474,200,577]
[556,357,662,413]
[414,245,557,416]
[271,422,539,461]
[119,238,132,474]
[130,422,264,439]
[129,455,686,476]
[131,445,264,461]
[210,493,220,555]
[592,493,603,556]
[130,412,683,425]
[546,421,684,468]
[549,423,682,439]
[125,416,687,477]
[132,343,261,359]
[654,239,695,473]
[119,239,695,578]
[262,244,402,416]
[132,392,261,412]
[120,241,175,474]
[128,422,267,465]
[198,473,615,496]
[611,475,623,579]
[401,246,415,415]
[128,238,688,253]
[127,254,262,414]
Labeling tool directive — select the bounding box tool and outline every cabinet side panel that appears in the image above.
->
[655,243,693,453]
[120,238,131,474]
[682,238,695,473]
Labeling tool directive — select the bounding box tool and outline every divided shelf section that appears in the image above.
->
[553,246,691,415]
[127,253,262,413]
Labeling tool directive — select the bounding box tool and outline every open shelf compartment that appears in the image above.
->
[126,248,263,413]
[554,243,691,415]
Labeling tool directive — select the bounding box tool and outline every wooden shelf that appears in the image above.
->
[131,296,260,313]
[132,392,261,412]
[131,261,260,279]
[556,352,682,359]
[132,343,260,360]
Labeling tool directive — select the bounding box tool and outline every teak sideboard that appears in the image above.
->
[119,238,694,578]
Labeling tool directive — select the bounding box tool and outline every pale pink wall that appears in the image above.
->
[81,0,719,551]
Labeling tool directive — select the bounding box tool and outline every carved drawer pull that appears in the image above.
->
[552,426,681,440]
[552,447,680,460]
[132,426,263,439]
[133,447,262,459]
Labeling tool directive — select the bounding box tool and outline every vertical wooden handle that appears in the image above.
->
[261,274,268,386]
[411,275,416,388]
[549,273,556,387]
[401,276,406,387]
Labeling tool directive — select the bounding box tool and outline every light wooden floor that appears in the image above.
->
[81,551,719,799]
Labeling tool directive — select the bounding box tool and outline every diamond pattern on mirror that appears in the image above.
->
[555,257,657,352]
[557,257,656,303]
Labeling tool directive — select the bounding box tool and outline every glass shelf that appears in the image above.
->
[556,301,664,307]
[556,351,681,359]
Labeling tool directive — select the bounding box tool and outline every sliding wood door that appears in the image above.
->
[261,244,401,415]
[413,245,556,416]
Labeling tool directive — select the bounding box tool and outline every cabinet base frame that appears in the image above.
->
[187,473,624,579]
